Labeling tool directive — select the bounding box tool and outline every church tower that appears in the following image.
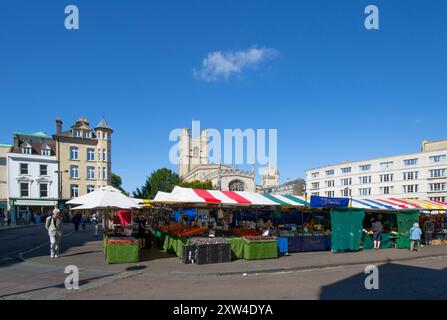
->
[261,165,280,188]
[178,128,209,178]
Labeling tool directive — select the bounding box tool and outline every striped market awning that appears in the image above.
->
[151,187,447,211]
[152,186,309,207]
[350,198,447,210]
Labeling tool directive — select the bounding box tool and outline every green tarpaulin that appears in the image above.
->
[106,243,140,264]
[396,210,420,249]
[331,208,365,252]
[242,238,278,260]
[162,233,188,258]
[226,238,245,259]
[225,237,278,260]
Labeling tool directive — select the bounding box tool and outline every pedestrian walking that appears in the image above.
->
[45,209,63,258]
[371,217,383,250]
[81,214,87,231]
[409,222,422,252]
[73,213,81,232]
[423,218,435,245]
[91,213,99,237]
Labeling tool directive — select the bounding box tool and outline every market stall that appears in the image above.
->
[68,186,143,264]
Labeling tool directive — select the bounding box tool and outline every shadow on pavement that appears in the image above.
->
[319,262,447,300]
[0,273,117,299]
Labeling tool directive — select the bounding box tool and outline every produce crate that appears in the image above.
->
[218,243,232,263]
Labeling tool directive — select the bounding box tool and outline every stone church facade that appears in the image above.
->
[178,128,279,192]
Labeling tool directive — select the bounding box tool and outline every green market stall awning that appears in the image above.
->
[152,186,310,207]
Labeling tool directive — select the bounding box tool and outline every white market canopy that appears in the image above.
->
[68,186,142,210]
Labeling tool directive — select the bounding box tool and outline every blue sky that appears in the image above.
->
[1,0,446,193]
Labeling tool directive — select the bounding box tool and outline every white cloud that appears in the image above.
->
[193,46,279,82]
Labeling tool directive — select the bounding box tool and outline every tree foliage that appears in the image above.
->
[132,168,180,199]
[132,169,215,199]
[111,173,128,195]
[180,180,214,190]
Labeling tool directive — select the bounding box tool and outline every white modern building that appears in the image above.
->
[7,132,59,223]
[305,139,447,202]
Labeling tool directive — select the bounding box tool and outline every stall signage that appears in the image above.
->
[310,196,350,208]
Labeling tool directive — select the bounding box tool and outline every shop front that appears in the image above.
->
[9,199,58,224]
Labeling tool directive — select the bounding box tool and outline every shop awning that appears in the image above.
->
[152,187,310,207]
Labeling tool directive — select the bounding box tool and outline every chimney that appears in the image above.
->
[56,116,63,134]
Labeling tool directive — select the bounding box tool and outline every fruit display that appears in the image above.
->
[190,237,227,245]
[169,227,209,238]
[159,223,183,233]
[232,228,261,237]
[243,236,275,241]
[107,237,139,245]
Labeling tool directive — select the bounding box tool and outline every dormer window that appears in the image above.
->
[84,131,91,139]
[21,143,32,155]
[74,130,81,138]
[41,145,51,156]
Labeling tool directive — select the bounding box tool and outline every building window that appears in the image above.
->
[341,178,352,186]
[84,131,91,139]
[403,171,418,180]
[229,180,245,191]
[403,158,418,166]
[74,130,81,138]
[404,185,419,193]
[20,163,29,175]
[311,192,320,196]
[71,185,79,198]
[103,132,108,140]
[20,183,29,197]
[341,188,351,197]
[359,165,371,172]
[341,167,351,174]
[429,183,446,192]
[87,148,95,161]
[311,172,319,178]
[429,155,446,163]
[70,165,79,179]
[382,186,393,195]
[359,176,372,184]
[102,167,107,180]
[22,147,32,154]
[325,180,335,188]
[97,132,101,139]
[311,182,320,190]
[103,149,107,161]
[87,185,95,194]
[325,191,335,197]
[430,169,446,178]
[380,161,393,170]
[87,167,95,180]
[380,174,393,182]
[430,197,446,202]
[40,184,48,198]
[70,147,79,160]
[42,148,51,156]
[40,165,48,176]
[325,170,334,176]
[359,188,371,196]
